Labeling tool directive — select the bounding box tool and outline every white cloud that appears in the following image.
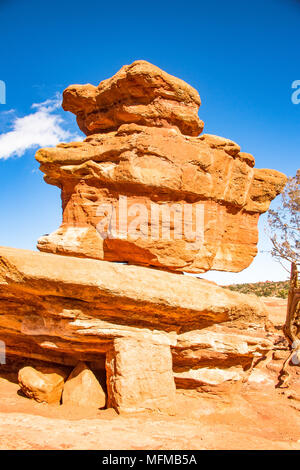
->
[0,94,82,159]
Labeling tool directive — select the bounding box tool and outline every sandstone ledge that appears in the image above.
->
[0,246,267,334]
[0,247,279,389]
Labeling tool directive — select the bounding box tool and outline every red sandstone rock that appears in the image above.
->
[106,338,176,413]
[36,61,287,273]
[18,366,67,404]
[36,130,286,273]
[0,62,290,414]
[62,361,106,409]
[62,60,204,137]
[0,247,283,404]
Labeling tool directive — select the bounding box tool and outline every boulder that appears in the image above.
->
[62,60,203,136]
[62,361,106,409]
[18,365,67,404]
[35,61,287,273]
[106,338,176,413]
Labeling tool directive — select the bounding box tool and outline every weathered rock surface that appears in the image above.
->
[106,338,176,413]
[0,246,283,406]
[0,297,297,449]
[172,324,277,389]
[62,361,106,408]
[62,60,204,137]
[0,61,291,418]
[36,61,287,273]
[18,365,67,404]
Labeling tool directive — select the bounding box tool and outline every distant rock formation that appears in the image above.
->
[36,61,286,273]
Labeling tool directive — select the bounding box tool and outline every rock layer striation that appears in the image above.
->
[36,61,287,273]
[0,247,284,411]
[0,62,289,413]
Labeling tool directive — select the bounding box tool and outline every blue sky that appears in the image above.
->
[0,0,299,284]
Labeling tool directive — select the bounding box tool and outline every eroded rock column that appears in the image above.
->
[106,338,176,413]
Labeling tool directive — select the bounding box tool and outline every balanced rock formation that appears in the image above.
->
[0,61,289,414]
[18,365,67,404]
[36,60,287,273]
[62,361,106,409]
[0,247,285,411]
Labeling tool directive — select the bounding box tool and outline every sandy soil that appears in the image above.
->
[0,377,299,450]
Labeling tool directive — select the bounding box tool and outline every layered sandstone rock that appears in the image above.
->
[0,247,284,409]
[172,324,276,389]
[36,61,287,273]
[0,62,289,413]
[62,60,204,136]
